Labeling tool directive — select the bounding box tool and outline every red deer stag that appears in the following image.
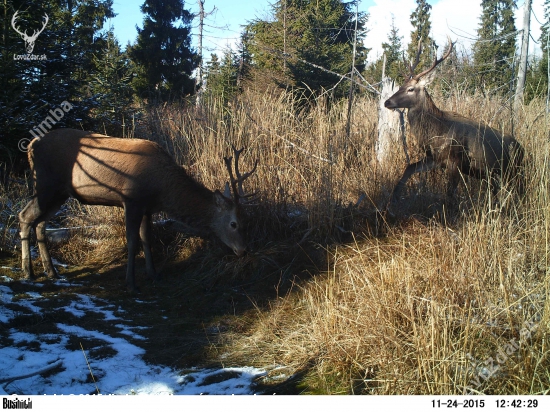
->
[384,39,523,207]
[19,129,257,292]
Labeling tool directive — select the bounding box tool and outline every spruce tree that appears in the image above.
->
[0,0,29,169]
[90,30,136,135]
[0,0,115,177]
[245,0,367,97]
[407,0,434,71]
[38,0,115,123]
[204,50,239,103]
[473,0,517,92]
[235,29,252,89]
[129,0,197,100]
[541,0,550,54]
[382,15,404,80]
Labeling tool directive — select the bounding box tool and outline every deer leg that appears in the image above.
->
[35,220,57,278]
[511,143,525,198]
[445,164,460,200]
[19,197,39,279]
[19,196,64,279]
[34,198,66,278]
[489,171,501,198]
[486,170,506,209]
[124,205,143,293]
[390,157,437,204]
[514,167,526,199]
[139,213,158,282]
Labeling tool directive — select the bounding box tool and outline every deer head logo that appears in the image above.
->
[11,11,48,54]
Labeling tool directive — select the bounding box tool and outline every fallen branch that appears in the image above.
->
[0,360,62,385]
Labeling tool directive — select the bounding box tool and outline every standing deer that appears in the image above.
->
[19,128,257,292]
[384,39,523,206]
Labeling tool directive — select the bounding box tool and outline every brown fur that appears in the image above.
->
[384,45,523,206]
[19,128,247,292]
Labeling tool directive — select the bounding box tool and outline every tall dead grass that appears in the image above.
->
[203,90,548,394]
[132,87,546,394]
[222,212,548,394]
[5,83,547,394]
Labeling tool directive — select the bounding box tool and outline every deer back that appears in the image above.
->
[29,128,255,256]
[30,129,180,209]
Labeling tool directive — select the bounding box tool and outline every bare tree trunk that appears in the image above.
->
[377,77,403,167]
[195,0,205,108]
[514,0,532,111]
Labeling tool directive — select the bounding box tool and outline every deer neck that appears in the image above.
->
[162,166,216,233]
[407,91,446,144]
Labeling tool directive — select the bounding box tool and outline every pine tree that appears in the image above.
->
[38,0,116,122]
[382,15,404,79]
[205,50,239,103]
[90,29,136,135]
[245,0,367,97]
[0,0,115,177]
[407,0,434,71]
[129,0,197,100]
[473,0,517,92]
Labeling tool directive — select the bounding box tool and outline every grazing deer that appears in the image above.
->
[384,39,523,207]
[19,129,257,292]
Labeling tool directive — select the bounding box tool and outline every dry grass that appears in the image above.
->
[0,178,30,255]
[54,202,128,267]
[2,84,549,394]
[202,91,548,395]
[221,215,548,394]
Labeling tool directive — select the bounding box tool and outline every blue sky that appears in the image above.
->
[110,0,270,51]
[109,0,544,62]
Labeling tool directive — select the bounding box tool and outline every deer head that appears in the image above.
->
[12,11,48,54]
[385,37,454,110]
[208,146,258,256]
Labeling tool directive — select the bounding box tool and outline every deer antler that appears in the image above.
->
[408,39,423,78]
[32,13,49,40]
[223,146,258,204]
[414,36,454,81]
[11,11,48,54]
[11,11,26,38]
[11,12,48,40]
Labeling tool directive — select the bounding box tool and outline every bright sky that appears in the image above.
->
[110,0,546,62]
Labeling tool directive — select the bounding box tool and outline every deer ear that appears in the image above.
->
[214,190,231,210]
[418,69,437,87]
[223,182,231,199]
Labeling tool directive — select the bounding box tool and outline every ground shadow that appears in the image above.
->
[2,163,518,395]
